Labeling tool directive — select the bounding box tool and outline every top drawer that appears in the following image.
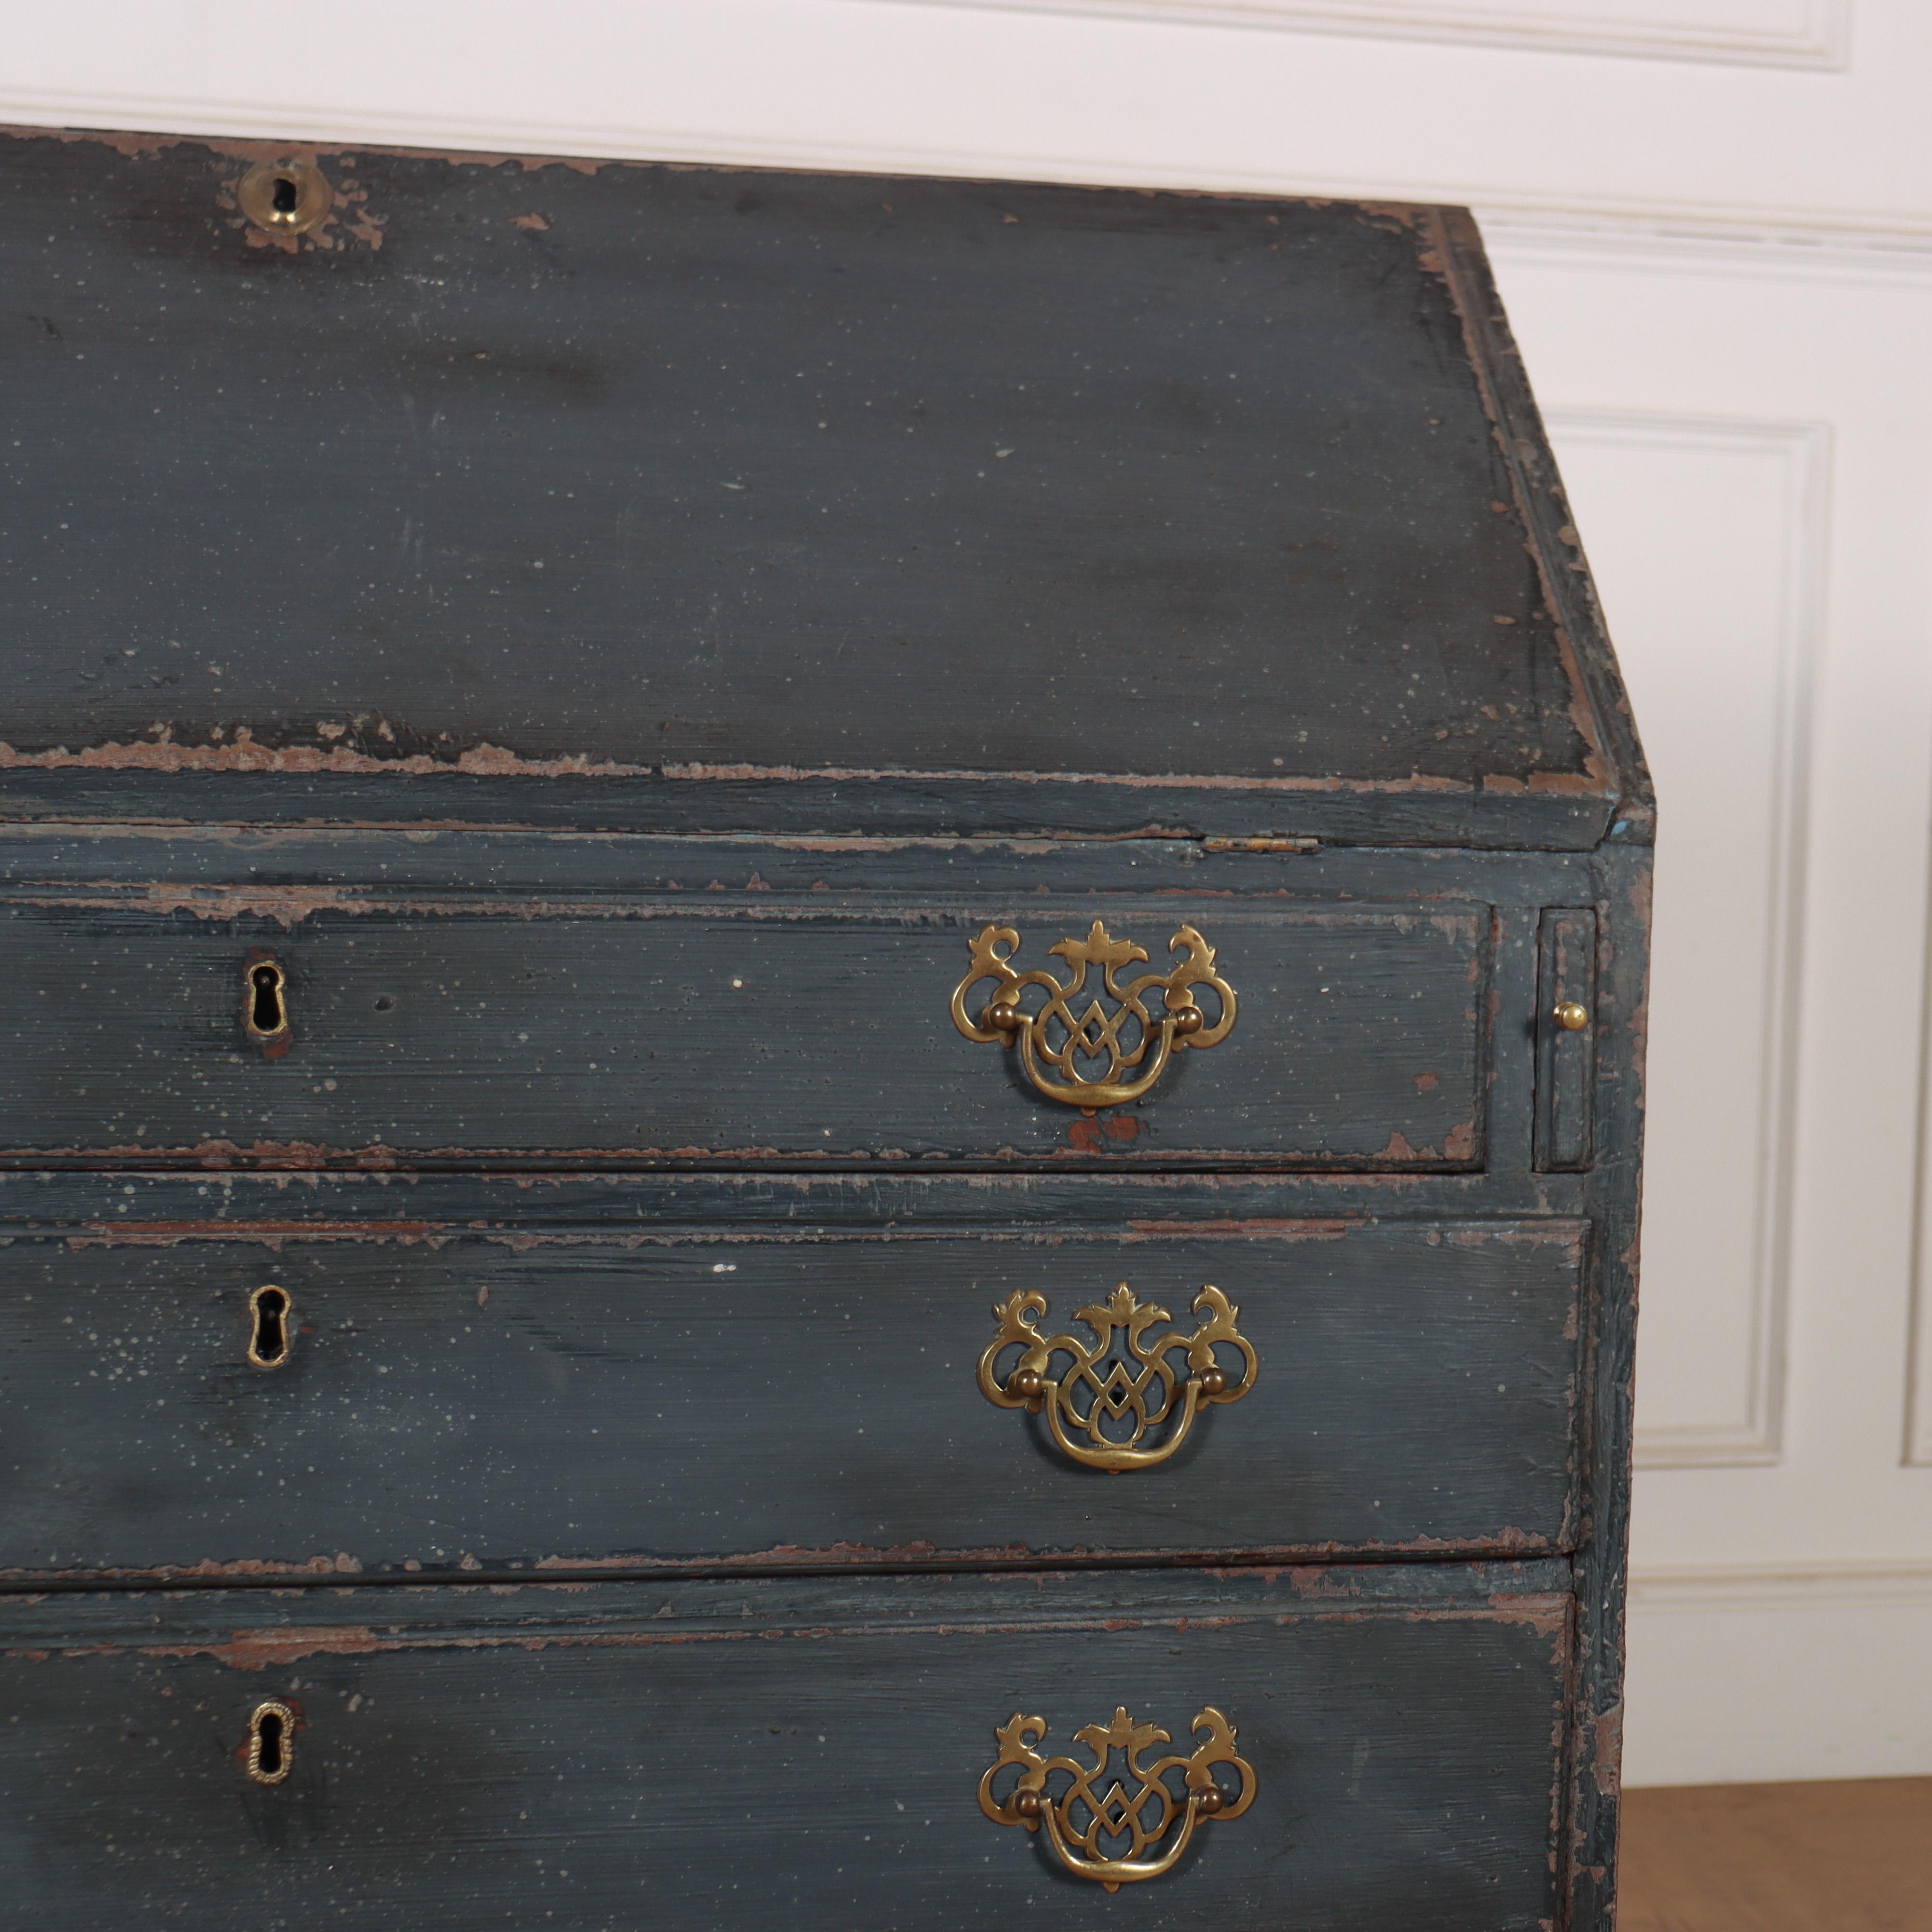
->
[0,894,1486,1169]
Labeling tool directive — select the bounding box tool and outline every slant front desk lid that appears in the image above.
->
[0,131,1646,847]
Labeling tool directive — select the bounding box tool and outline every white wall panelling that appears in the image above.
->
[1624,1561,1932,1783]
[896,0,1851,70]
[5,0,1932,250]
[1909,911,1932,1465]
[1491,226,1932,1781]
[1543,411,1825,1467]
[1630,1556,1932,1614]
[9,0,1932,1787]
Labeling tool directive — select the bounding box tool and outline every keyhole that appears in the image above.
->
[246,960,287,1038]
[247,1285,292,1369]
[237,159,331,237]
[250,964,283,1032]
[247,1701,296,1785]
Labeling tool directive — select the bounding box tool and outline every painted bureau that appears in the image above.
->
[0,130,1649,1930]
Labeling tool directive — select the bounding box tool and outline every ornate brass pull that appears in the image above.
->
[979,1282,1256,1472]
[950,919,1235,1108]
[979,1705,1256,1891]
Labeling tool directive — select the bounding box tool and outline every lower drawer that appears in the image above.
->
[0,1219,1586,1577]
[0,1564,1571,1930]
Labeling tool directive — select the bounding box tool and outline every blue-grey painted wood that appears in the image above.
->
[0,1219,1583,1580]
[0,133,1644,848]
[1535,908,1597,1172]
[0,120,1651,1932]
[0,1565,1569,1930]
[0,894,1486,1168]
[0,823,1607,895]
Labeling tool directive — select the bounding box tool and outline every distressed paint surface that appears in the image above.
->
[0,895,1486,1169]
[0,1567,1568,1931]
[0,134,1623,848]
[0,133,1651,1932]
[0,1219,1584,1579]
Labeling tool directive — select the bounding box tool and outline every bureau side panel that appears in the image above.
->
[1562,842,1650,1932]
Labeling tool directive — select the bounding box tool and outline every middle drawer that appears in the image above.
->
[0,1218,1583,1580]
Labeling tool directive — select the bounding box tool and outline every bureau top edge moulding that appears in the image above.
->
[0,128,1650,851]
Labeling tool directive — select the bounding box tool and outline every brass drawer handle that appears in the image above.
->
[951,920,1235,1108]
[980,1704,1256,1891]
[978,1281,1256,1472]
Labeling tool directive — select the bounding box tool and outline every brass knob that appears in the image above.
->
[1554,1001,1590,1032]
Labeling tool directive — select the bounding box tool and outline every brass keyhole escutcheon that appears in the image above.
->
[249,962,284,1033]
[246,1701,297,1785]
[247,1285,293,1369]
[237,159,332,236]
[243,956,290,1052]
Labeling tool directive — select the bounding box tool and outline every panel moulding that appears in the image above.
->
[1907,843,1932,1464]
[1540,411,1828,1469]
[8,94,1932,267]
[876,0,1850,69]
[1629,1557,1932,1613]
[1479,215,1932,289]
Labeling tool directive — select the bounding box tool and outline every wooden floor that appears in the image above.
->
[1620,1779,1932,1932]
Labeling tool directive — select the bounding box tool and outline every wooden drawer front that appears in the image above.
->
[0,1568,1569,1930]
[0,1219,1581,1580]
[0,896,1485,1168]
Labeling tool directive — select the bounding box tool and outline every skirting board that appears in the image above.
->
[1625,1562,1932,1784]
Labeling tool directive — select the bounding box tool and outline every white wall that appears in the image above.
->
[7,0,1932,1788]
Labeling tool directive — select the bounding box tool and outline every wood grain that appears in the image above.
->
[0,133,1618,855]
[0,1567,1570,1932]
[1621,1780,1932,1932]
[0,892,1486,1168]
[0,134,1655,1932]
[0,1218,1584,1579]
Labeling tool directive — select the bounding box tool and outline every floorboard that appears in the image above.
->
[1620,1778,1932,1932]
